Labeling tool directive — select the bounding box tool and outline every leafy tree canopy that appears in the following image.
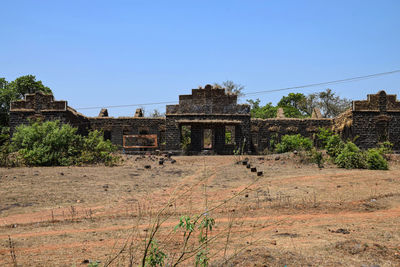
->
[0,75,52,127]
[247,89,350,119]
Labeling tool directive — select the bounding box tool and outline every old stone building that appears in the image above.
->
[9,86,400,153]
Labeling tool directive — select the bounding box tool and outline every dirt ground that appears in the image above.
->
[1,154,400,266]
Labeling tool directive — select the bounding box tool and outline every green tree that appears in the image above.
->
[247,99,277,118]
[0,75,52,127]
[277,92,308,118]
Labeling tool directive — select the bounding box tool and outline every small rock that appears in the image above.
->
[242,160,248,165]
[246,163,251,168]
[144,165,151,169]
[293,150,298,155]
[251,167,257,172]
[371,198,377,202]
[275,156,280,161]
[60,172,64,176]
[330,228,350,234]
[171,159,176,164]
[257,171,263,176]
[245,194,249,198]
[82,259,90,264]
[159,160,164,165]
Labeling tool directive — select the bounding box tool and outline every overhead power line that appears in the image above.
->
[75,69,400,110]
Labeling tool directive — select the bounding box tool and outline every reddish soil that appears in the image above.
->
[1,154,400,266]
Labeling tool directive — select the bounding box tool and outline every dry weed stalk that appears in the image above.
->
[104,157,266,266]
[8,235,17,267]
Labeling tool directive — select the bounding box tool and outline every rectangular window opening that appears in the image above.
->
[225,126,235,144]
[203,128,213,149]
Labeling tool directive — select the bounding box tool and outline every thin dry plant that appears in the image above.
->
[102,156,268,266]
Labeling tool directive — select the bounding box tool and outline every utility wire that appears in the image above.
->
[72,69,400,110]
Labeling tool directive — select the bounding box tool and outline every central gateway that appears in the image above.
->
[166,84,251,154]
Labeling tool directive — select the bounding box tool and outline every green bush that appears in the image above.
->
[365,148,388,170]
[78,130,117,165]
[11,120,117,166]
[310,148,324,168]
[315,127,334,148]
[275,134,313,153]
[325,134,345,159]
[377,141,393,155]
[334,142,367,169]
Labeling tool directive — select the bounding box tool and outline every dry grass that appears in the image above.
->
[1,154,400,266]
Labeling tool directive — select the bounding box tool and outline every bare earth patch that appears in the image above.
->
[1,154,400,266]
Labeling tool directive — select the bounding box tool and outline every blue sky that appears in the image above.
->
[1,0,400,117]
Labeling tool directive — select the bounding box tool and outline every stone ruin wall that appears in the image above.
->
[9,89,400,153]
[165,85,251,153]
[89,117,166,152]
[9,92,90,136]
[350,91,400,151]
[251,118,333,152]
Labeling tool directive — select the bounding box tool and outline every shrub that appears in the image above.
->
[365,148,388,170]
[325,134,345,159]
[275,134,313,153]
[11,120,117,166]
[315,127,334,148]
[78,130,117,165]
[334,142,367,169]
[310,148,324,168]
[377,141,393,155]
[12,120,82,166]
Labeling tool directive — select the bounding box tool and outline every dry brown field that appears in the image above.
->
[1,154,400,266]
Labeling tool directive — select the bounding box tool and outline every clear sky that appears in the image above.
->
[1,0,400,117]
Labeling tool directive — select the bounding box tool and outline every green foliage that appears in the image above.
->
[0,75,52,127]
[315,127,334,148]
[310,148,324,168]
[10,120,117,166]
[12,120,81,166]
[275,134,313,153]
[78,130,117,165]
[181,126,191,153]
[334,142,367,169]
[277,93,308,118]
[173,214,215,266]
[247,89,350,119]
[145,240,167,267]
[225,131,232,144]
[325,134,345,159]
[246,99,278,118]
[195,249,210,267]
[365,148,388,170]
[87,261,100,267]
[377,141,393,155]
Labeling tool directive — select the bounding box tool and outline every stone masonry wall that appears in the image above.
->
[251,118,333,152]
[10,89,400,154]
